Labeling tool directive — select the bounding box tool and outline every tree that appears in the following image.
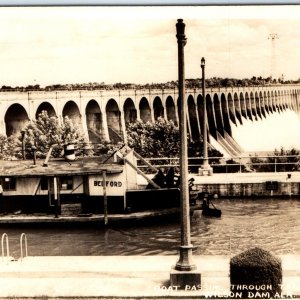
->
[0,134,8,159]
[0,134,6,155]
[15,111,88,159]
[127,118,180,158]
[126,118,223,162]
[0,134,19,160]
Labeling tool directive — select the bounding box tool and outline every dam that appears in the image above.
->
[0,84,299,156]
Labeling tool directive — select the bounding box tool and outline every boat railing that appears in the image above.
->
[136,154,300,173]
[20,233,28,261]
[1,233,28,262]
[1,233,10,262]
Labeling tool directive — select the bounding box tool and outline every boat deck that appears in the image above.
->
[0,205,202,225]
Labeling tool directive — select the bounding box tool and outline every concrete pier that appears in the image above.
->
[0,255,299,299]
[138,171,300,198]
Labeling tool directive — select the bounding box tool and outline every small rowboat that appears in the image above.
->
[200,193,222,218]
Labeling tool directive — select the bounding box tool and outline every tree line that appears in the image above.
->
[1,76,300,92]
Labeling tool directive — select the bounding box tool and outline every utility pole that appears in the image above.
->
[268,33,279,80]
[170,19,201,289]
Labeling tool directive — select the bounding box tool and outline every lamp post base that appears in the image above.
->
[170,268,201,290]
[170,245,201,289]
[175,245,196,271]
[199,165,213,176]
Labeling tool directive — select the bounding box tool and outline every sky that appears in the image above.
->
[1,5,300,87]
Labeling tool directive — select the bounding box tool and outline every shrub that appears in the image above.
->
[230,247,282,298]
[250,148,300,172]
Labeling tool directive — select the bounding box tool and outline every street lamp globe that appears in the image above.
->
[201,57,205,67]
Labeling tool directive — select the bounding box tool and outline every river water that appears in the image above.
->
[2,198,299,258]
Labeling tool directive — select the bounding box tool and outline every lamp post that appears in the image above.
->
[170,19,201,289]
[200,57,212,176]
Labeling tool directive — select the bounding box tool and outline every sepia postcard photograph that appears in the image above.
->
[0,3,299,299]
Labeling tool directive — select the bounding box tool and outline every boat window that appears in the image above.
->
[40,177,48,190]
[2,177,16,191]
[60,176,73,190]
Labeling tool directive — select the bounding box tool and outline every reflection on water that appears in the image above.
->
[2,199,299,258]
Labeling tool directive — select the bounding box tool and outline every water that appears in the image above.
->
[2,199,300,258]
[191,198,300,256]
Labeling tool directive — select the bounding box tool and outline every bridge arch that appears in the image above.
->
[266,91,272,113]
[166,96,177,125]
[255,91,262,119]
[36,102,56,118]
[176,96,193,138]
[274,90,278,111]
[188,95,200,140]
[279,90,284,111]
[86,99,102,143]
[62,100,82,126]
[197,94,204,135]
[123,98,137,124]
[234,92,242,125]
[275,90,279,111]
[245,92,252,120]
[275,90,280,111]
[139,97,151,123]
[228,93,237,125]
[280,90,284,111]
[153,96,164,120]
[263,91,269,114]
[295,90,300,111]
[284,90,289,109]
[220,93,231,135]
[259,91,266,118]
[249,92,257,120]
[270,91,276,112]
[278,90,284,111]
[207,94,217,139]
[5,103,29,136]
[106,99,123,143]
[240,92,247,119]
[293,89,298,111]
[292,90,295,110]
[282,91,287,110]
[294,89,299,110]
[283,90,288,109]
[213,93,224,136]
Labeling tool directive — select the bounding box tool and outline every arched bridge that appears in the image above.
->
[0,84,299,155]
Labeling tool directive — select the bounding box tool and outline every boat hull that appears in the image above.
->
[202,207,222,218]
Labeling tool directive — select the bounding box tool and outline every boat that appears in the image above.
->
[202,205,222,218]
[200,192,222,218]
[0,145,199,224]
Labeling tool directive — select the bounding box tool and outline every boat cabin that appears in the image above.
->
[0,149,180,216]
